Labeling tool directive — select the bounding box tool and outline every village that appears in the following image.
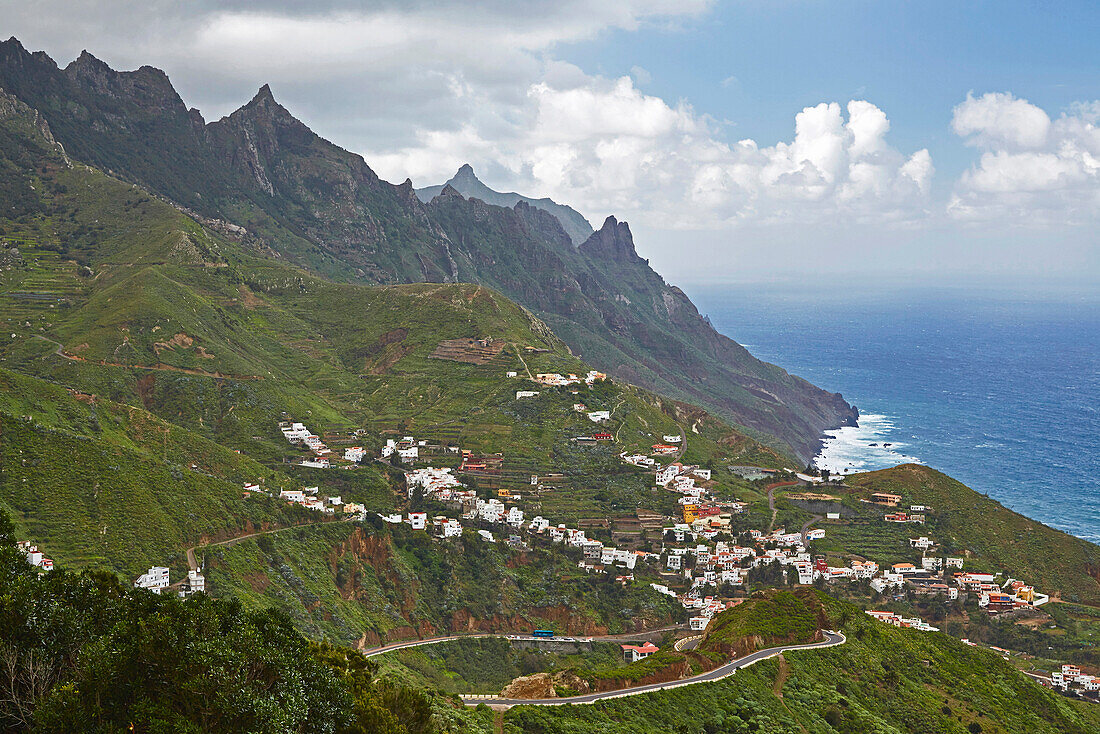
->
[18,387,1073,700]
[269,397,1060,636]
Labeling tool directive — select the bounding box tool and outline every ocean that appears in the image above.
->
[688,283,1100,544]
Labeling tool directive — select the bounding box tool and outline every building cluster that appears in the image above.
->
[866,609,939,632]
[405,467,467,499]
[381,436,423,462]
[133,565,205,597]
[276,485,366,518]
[16,540,54,572]
[280,421,328,456]
[1051,664,1100,693]
[530,370,606,388]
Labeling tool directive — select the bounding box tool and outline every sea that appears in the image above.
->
[688,282,1100,544]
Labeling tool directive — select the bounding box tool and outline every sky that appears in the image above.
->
[1,0,1097,286]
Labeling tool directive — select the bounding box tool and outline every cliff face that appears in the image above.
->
[0,39,856,461]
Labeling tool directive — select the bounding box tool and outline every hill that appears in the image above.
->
[416,163,594,246]
[0,38,858,462]
[847,465,1100,604]
[506,593,1100,734]
[698,588,828,657]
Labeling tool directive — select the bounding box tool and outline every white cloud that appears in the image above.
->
[949,92,1100,223]
[376,79,932,229]
[1,0,931,232]
[952,92,1051,149]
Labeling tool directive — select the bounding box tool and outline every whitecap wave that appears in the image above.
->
[814,413,923,475]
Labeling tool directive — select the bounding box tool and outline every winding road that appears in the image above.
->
[361,625,686,659]
[364,629,846,707]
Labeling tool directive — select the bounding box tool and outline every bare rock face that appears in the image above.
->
[499,670,593,699]
[500,673,556,699]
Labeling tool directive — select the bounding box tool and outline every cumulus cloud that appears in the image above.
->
[0,0,933,232]
[376,81,932,229]
[949,92,1100,223]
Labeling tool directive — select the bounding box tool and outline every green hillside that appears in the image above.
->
[848,465,1100,604]
[0,40,860,463]
[506,594,1100,734]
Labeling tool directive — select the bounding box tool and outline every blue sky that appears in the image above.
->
[2,0,1097,285]
[563,0,1098,188]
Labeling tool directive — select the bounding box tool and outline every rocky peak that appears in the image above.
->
[578,216,642,264]
[436,184,465,201]
[63,51,189,118]
[221,84,311,138]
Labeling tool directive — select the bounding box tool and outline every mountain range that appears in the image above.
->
[0,37,855,462]
[416,163,594,246]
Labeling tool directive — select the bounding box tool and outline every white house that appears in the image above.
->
[344,446,366,462]
[179,570,205,596]
[805,528,826,540]
[689,616,709,631]
[656,463,684,487]
[587,410,611,422]
[135,566,170,593]
[478,529,496,543]
[516,390,540,399]
[663,434,682,443]
[621,642,659,663]
[407,512,427,530]
[280,489,305,503]
[300,458,329,469]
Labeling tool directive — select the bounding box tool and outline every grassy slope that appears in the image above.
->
[505,594,1100,734]
[0,367,307,576]
[205,520,684,646]
[847,465,1100,604]
[699,588,827,658]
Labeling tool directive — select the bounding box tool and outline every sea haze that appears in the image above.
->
[689,282,1100,543]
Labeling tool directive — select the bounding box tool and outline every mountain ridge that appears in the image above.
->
[416,163,595,246]
[0,39,857,461]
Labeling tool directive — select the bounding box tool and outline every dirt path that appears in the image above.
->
[768,485,778,532]
[31,334,263,380]
[772,653,788,696]
[186,518,352,571]
[511,343,534,381]
[765,481,801,532]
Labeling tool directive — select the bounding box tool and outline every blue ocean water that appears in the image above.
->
[689,283,1100,543]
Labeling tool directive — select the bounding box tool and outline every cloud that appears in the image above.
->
[1,0,931,232]
[380,83,932,229]
[952,91,1051,149]
[949,92,1100,223]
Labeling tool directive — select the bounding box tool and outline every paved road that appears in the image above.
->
[362,625,686,659]
[461,630,846,707]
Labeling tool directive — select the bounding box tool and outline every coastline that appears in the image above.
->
[812,413,923,476]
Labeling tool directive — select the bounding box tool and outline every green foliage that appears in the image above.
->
[700,588,828,656]
[504,595,1100,734]
[0,508,486,733]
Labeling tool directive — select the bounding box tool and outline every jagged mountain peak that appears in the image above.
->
[416,164,594,245]
[579,215,641,264]
[223,83,306,132]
